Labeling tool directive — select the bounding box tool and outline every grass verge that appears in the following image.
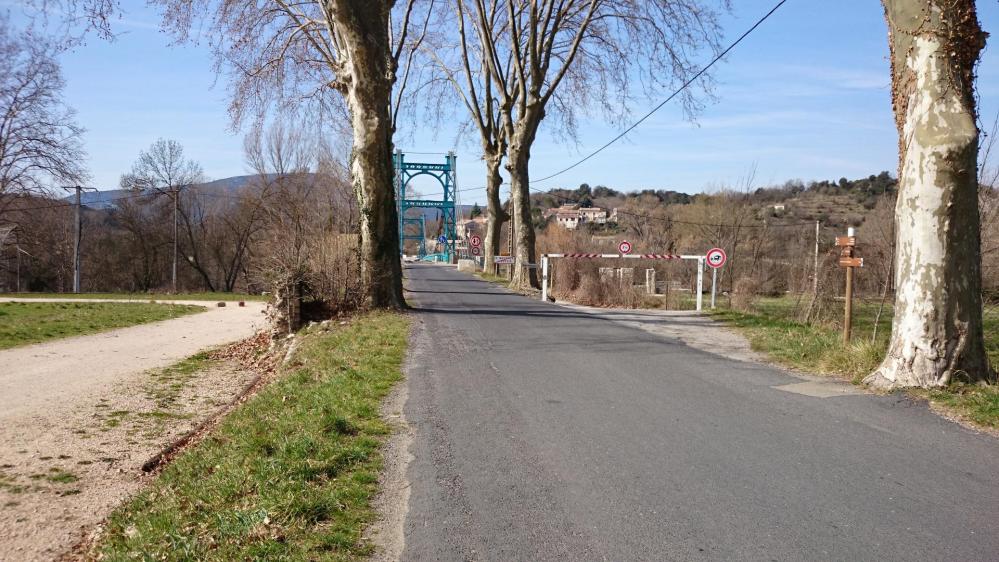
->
[0,301,203,349]
[4,291,267,301]
[473,270,510,284]
[710,296,999,429]
[89,311,410,561]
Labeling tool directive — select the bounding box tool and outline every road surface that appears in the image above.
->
[400,263,999,561]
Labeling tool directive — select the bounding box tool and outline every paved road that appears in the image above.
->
[401,263,999,561]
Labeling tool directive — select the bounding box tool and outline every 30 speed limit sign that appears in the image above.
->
[470,246,481,256]
[618,240,633,255]
[706,247,727,268]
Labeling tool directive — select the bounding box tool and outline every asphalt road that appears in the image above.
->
[400,263,999,561]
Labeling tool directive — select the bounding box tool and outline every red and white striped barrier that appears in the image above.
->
[545,253,683,259]
[541,252,710,311]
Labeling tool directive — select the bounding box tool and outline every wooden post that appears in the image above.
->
[837,227,862,344]
[844,263,854,343]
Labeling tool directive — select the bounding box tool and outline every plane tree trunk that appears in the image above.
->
[506,113,542,289]
[331,0,405,309]
[482,152,508,272]
[865,0,993,389]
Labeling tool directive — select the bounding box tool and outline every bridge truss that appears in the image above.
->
[394,150,457,261]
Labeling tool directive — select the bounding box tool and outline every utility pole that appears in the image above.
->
[74,186,81,293]
[16,245,32,293]
[172,186,180,293]
[60,186,85,293]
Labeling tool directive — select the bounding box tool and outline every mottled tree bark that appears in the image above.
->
[506,118,541,288]
[866,0,993,388]
[330,0,405,309]
[482,152,508,272]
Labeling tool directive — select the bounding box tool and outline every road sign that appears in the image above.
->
[839,257,864,268]
[494,255,515,264]
[438,235,447,244]
[835,236,857,247]
[706,247,727,268]
[470,246,481,256]
[470,234,481,247]
[618,240,633,255]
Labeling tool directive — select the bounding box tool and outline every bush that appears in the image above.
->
[731,276,760,312]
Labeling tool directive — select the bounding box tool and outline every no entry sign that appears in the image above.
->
[706,247,727,268]
[470,234,482,248]
[618,240,633,255]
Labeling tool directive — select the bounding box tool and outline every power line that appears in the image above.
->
[417,0,789,199]
[531,0,790,184]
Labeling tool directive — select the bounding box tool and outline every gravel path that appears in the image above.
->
[0,299,267,561]
[0,299,266,418]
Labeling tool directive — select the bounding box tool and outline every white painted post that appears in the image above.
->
[541,255,549,302]
[711,266,717,309]
[696,257,704,312]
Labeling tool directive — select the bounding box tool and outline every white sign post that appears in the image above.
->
[705,248,727,310]
[711,268,717,309]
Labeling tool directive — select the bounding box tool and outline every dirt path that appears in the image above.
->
[0,299,267,561]
[0,299,265,418]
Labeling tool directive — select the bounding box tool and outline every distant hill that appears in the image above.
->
[72,175,262,210]
[75,175,480,219]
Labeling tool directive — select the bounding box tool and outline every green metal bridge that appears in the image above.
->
[394,150,457,261]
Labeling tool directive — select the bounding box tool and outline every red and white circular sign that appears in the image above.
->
[470,246,481,256]
[618,240,633,255]
[706,247,727,268]
[470,234,482,248]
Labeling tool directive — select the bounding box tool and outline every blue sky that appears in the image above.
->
[32,1,999,203]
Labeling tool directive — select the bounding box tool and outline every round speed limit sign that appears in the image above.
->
[706,247,727,268]
[618,240,633,255]
[470,246,481,256]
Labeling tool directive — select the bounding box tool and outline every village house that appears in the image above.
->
[543,204,610,230]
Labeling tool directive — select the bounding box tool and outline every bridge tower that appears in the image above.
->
[394,150,457,261]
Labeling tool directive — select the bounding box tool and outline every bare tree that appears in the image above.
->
[0,16,87,216]
[17,0,117,41]
[422,1,510,271]
[247,121,362,329]
[866,0,994,389]
[465,0,724,288]
[120,139,205,293]
[153,0,434,309]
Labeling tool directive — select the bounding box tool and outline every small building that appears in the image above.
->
[579,207,608,224]
[543,204,609,230]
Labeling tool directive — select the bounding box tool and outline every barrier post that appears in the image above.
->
[696,257,704,312]
[541,255,549,302]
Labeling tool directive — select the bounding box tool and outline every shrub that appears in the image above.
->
[731,276,760,312]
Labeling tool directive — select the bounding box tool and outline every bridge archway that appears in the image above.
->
[394,150,457,261]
